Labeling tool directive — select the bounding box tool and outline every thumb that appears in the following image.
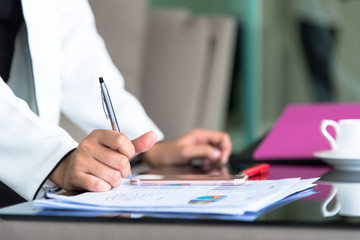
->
[132,131,158,154]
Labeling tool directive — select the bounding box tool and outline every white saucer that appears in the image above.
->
[314,150,360,171]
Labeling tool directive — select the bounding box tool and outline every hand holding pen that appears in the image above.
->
[99,77,159,179]
[50,129,156,192]
[48,78,157,193]
[99,77,131,178]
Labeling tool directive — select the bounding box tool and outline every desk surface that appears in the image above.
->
[1,156,360,240]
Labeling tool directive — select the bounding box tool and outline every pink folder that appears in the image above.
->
[253,103,360,160]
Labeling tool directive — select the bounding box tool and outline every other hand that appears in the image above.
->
[142,128,231,167]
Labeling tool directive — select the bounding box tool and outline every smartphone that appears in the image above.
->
[130,173,248,186]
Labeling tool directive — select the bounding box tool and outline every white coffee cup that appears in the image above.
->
[321,183,360,217]
[320,119,360,155]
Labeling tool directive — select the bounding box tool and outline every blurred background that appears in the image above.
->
[63,0,360,155]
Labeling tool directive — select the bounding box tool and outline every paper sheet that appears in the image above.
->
[35,178,318,216]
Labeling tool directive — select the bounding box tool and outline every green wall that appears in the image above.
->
[150,0,245,18]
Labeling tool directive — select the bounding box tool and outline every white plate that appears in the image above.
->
[314,150,360,171]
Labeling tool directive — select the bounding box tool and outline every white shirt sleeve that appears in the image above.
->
[0,79,78,201]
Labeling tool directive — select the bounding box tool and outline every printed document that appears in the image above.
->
[35,178,317,216]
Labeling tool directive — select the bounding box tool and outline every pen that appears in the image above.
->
[99,77,120,132]
[240,163,270,179]
[99,77,132,178]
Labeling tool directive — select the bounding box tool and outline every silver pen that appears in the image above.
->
[99,77,132,178]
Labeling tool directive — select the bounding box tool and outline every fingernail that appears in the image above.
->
[213,150,221,158]
[99,182,110,191]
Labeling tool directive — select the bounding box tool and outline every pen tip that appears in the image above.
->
[99,77,104,83]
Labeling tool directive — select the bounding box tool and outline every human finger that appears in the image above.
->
[131,130,158,154]
[89,129,136,159]
[181,144,222,164]
[69,171,112,192]
[218,133,232,164]
[91,144,131,172]
[193,129,232,164]
[85,158,127,188]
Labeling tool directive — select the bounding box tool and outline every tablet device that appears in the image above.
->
[130,173,248,186]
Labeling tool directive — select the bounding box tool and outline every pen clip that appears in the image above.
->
[101,91,109,119]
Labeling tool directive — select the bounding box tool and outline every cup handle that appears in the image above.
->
[321,186,341,217]
[320,120,340,151]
